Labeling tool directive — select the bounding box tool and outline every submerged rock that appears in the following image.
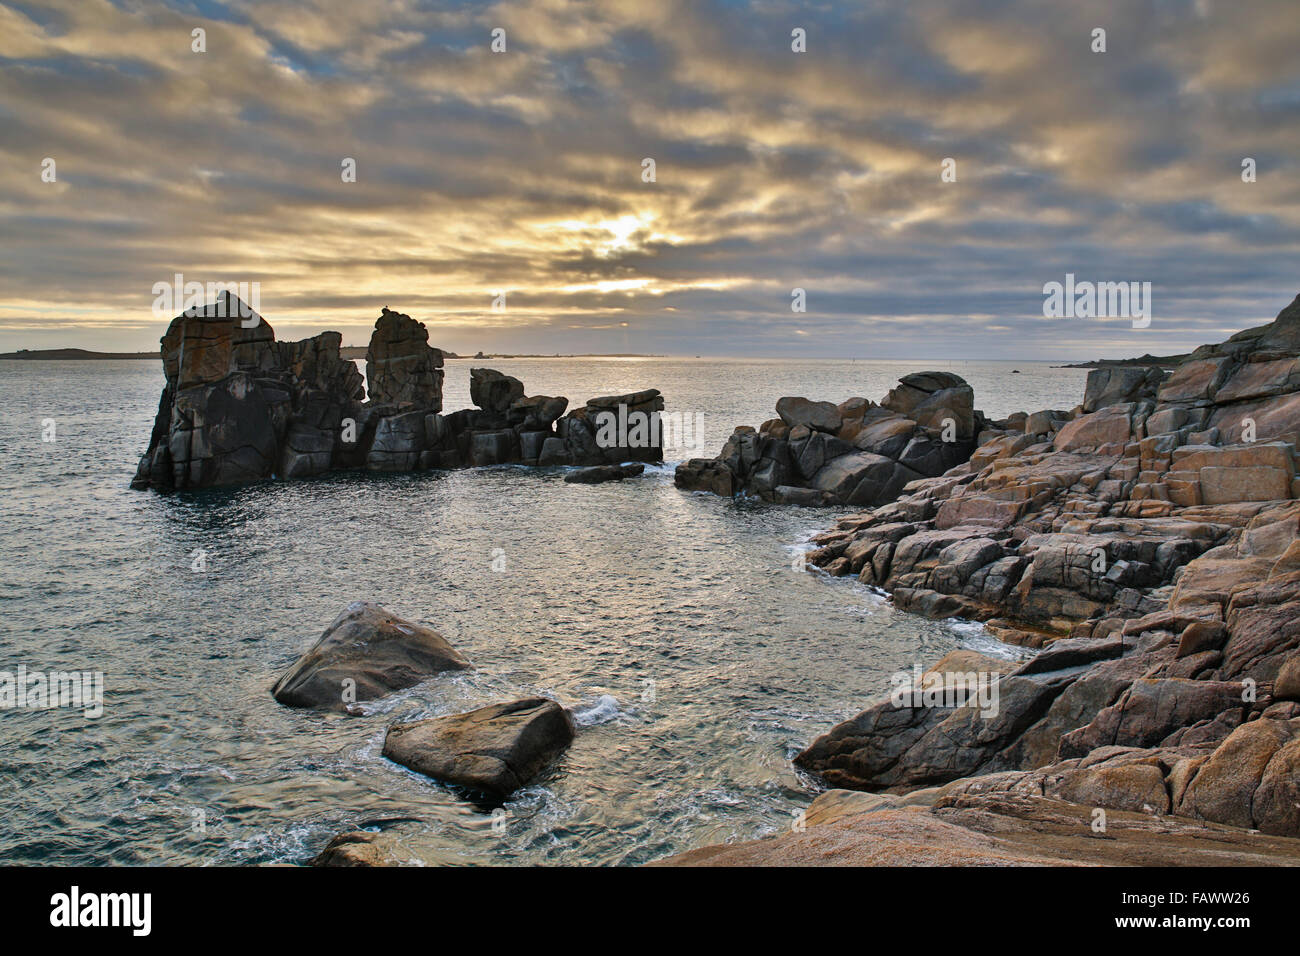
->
[564,463,645,484]
[382,697,576,797]
[271,602,471,712]
[311,829,420,867]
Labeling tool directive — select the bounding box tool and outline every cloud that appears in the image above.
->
[1,0,1298,357]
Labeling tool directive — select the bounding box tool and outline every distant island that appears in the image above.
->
[1054,351,1188,369]
[0,347,161,360]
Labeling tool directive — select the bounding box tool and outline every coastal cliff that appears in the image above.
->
[662,293,1300,865]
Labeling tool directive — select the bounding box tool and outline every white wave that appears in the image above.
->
[573,694,623,726]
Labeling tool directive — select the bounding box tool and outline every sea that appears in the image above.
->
[0,356,1088,865]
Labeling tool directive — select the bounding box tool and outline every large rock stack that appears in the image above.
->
[132,296,662,490]
[788,294,1300,841]
[131,292,367,490]
[365,307,444,408]
[674,372,981,506]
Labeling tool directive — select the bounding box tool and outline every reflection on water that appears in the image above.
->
[0,358,1071,865]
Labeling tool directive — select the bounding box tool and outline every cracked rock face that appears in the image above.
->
[365,307,444,409]
[381,698,576,797]
[783,294,1300,842]
[131,294,365,491]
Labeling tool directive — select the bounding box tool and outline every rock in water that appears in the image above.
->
[131,296,667,489]
[131,293,366,491]
[564,463,645,484]
[382,698,576,797]
[676,372,980,507]
[311,830,418,867]
[271,603,471,712]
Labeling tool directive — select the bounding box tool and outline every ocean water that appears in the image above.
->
[0,357,1087,865]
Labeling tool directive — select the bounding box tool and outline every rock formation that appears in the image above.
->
[782,293,1300,841]
[270,602,471,712]
[131,296,662,490]
[674,372,981,506]
[131,292,366,490]
[656,786,1300,866]
[381,697,577,797]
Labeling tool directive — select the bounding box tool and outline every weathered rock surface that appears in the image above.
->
[382,697,576,797]
[366,307,444,408]
[132,296,663,490]
[564,462,645,484]
[311,829,421,867]
[675,373,982,506]
[772,295,1300,849]
[270,602,470,712]
[656,789,1300,866]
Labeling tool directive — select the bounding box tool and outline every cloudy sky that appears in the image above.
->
[2,0,1298,358]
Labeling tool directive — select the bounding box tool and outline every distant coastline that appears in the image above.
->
[1053,351,1187,369]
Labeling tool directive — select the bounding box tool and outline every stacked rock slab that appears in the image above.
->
[132,298,662,490]
[131,292,366,490]
[789,294,1300,840]
[674,372,981,506]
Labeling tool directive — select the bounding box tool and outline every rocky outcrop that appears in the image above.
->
[675,373,983,507]
[656,786,1300,866]
[382,698,576,797]
[132,296,663,490]
[783,294,1300,843]
[366,307,444,408]
[131,293,366,490]
[270,602,471,712]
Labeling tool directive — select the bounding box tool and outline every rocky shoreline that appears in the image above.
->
[661,293,1300,866]
[127,290,1300,866]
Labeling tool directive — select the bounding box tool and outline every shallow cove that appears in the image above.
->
[0,356,1082,864]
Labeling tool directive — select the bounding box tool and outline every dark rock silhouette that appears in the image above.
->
[131,296,662,490]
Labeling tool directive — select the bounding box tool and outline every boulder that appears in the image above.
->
[469,368,525,415]
[382,698,576,797]
[775,397,841,433]
[1052,403,1134,451]
[312,830,418,867]
[271,603,471,711]
[564,463,645,484]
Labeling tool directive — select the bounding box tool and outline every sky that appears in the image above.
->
[1,0,1299,359]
